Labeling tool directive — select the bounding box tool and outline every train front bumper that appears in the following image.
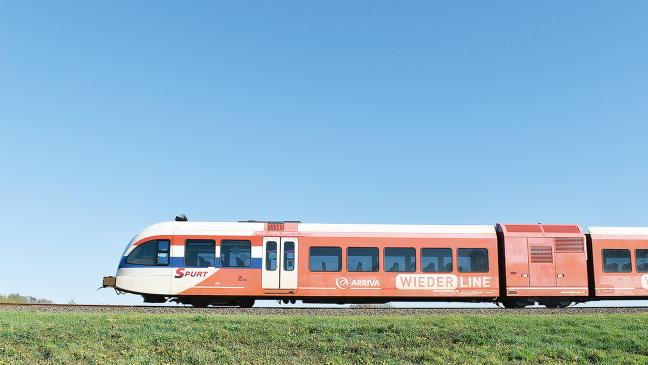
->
[102,276,117,288]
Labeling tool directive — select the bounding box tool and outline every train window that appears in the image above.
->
[309,247,342,272]
[637,250,648,272]
[384,248,416,272]
[284,241,295,271]
[421,248,453,273]
[221,240,252,268]
[266,241,278,271]
[347,247,379,272]
[458,248,489,273]
[185,240,215,267]
[602,249,631,273]
[158,240,170,265]
[126,240,170,266]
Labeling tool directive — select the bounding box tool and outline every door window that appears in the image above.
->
[284,241,295,271]
[265,241,278,271]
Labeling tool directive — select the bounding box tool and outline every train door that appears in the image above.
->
[527,238,556,287]
[262,237,298,290]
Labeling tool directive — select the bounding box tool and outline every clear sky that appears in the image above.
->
[1,1,647,304]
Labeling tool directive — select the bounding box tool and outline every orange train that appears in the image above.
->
[102,218,648,308]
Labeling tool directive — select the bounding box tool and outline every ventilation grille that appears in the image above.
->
[530,246,553,263]
[555,237,584,252]
[267,223,285,231]
[506,224,543,233]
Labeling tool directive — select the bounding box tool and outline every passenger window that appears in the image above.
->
[266,241,278,271]
[126,240,170,266]
[637,250,648,272]
[603,249,631,273]
[421,248,453,273]
[384,248,416,272]
[284,241,295,271]
[458,248,489,273]
[347,247,379,272]
[309,247,342,272]
[221,240,252,268]
[185,240,215,267]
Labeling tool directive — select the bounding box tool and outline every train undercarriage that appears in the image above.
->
[140,293,581,309]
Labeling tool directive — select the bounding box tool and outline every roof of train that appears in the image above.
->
[131,221,497,242]
[298,223,495,234]
[131,222,648,243]
[588,227,648,236]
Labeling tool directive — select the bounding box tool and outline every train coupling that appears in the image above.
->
[102,276,116,288]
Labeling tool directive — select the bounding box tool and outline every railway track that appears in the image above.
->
[3,303,648,315]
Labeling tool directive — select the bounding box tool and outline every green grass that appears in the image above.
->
[1,310,647,364]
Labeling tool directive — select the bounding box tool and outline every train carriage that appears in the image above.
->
[105,220,499,307]
[102,218,648,308]
[589,227,648,298]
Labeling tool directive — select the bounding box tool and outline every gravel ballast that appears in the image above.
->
[2,304,648,315]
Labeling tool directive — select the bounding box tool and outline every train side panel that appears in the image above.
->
[297,234,499,299]
[590,227,648,297]
[172,234,264,297]
[498,224,588,298]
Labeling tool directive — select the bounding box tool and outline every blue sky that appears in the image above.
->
[0,1,647,304]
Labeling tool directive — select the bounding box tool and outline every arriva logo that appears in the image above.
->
[336,276,380,289]
[336,277,349,289]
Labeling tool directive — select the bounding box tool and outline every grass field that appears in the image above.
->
[1,310,647,364]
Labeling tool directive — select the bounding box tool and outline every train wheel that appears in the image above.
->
[238,299,255,308]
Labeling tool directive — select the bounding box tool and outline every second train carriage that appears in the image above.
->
[102,219,648,308]
[589,227,648,298]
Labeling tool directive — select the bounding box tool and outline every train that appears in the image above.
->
[102,217,648,308]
